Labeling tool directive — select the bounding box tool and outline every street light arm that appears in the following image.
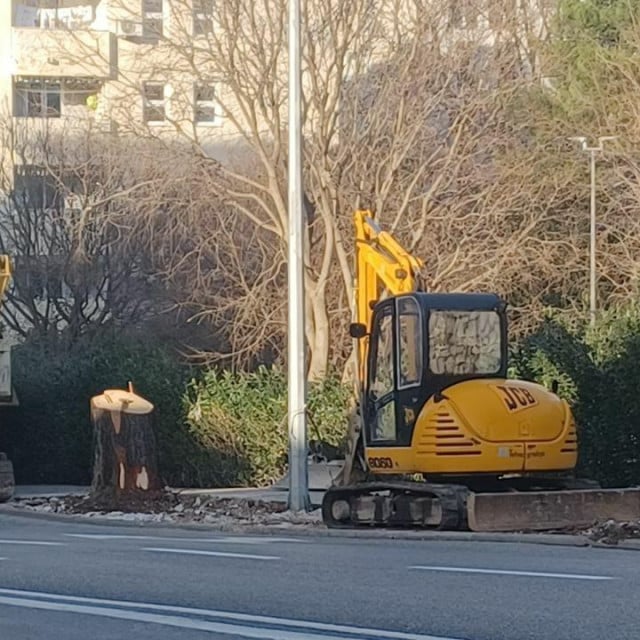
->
[568,135,617,152]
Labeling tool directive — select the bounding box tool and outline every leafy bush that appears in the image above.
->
[512,305,640,487]
[184,366,351,487]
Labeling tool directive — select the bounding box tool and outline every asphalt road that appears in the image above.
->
[0,512,639,640]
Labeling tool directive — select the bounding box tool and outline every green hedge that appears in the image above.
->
[184,366,351,487]
[512,305,640,488]
[9,306,640,491]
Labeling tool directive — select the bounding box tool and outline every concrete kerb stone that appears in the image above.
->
[590,538,640,552]
[1,502,627,549]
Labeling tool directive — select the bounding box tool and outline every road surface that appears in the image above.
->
[0,512,638,639]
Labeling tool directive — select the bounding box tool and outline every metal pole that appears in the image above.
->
[589,150,597,327]
[287,0,309,512]
[568,135,616,328]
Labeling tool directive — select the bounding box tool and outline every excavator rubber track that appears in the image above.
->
[322,481,470,530]
[322,478,640,532]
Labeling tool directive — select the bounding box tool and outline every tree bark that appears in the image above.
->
[90,388,162,496]
[0,453,14,503]
[307,288,331,382]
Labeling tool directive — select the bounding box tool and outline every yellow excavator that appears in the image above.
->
[321,210,640,532]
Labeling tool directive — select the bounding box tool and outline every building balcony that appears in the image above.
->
[10,28,114,79]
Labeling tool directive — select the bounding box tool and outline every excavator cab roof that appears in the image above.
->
[400,292,506,313]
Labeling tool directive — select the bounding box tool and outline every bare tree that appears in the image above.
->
[0,115,172,339]
[47,0,611,374]
[86,0,551,375]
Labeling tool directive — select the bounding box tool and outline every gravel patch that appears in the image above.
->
[9,490,323,531]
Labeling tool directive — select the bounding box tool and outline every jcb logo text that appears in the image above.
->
[494,385,537,413]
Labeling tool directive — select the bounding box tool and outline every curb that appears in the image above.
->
[0,504,615,549]
[590,539,640,552]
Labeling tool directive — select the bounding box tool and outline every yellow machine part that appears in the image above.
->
[364,379,578,476]
[0,255,11,302]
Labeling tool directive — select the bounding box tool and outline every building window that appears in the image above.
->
[14,78,61,118]
[193,0,214,35]
[14,3,96,29]
[194,83,220,124]
[13,165,59,210]
[143,82,166,122]
[14,256,64,301]
[142,0,163,38]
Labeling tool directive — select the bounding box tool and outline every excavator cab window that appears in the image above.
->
[428,310,502,376]
[366,296,424,446]
[397,297,423,388]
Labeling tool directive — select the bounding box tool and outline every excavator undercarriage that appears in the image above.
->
[322,474,640,532]
[322,480,469,530]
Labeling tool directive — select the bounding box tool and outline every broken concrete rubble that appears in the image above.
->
[8,491,323,530]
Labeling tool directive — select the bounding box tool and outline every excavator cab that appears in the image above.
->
[360,292,508,452]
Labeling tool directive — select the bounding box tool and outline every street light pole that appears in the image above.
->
[589,149,596,328]
[287,0,310,512]
[568,135,616,327]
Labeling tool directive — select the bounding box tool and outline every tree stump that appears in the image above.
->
[90,385,162,497]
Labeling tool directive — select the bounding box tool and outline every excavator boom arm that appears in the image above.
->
[353,210,423,383]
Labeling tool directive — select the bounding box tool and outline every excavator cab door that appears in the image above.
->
[365,301,396,445]
[364,296,424,449]
[363,293,509,453]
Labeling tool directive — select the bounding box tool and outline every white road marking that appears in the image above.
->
[64,533,306,544]
[64,534,158,541]
[0,539,65,547]
[209,536,307,545]
[0,588,460,640]
[143,547,280,561]
[409,566,615,581]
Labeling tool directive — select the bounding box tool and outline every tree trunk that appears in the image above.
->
[90,387,162,496]
[0,453,14,503]
[305,284,331,382]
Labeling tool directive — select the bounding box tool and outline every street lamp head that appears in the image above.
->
[568,136,588,150]
[568,135,617,152]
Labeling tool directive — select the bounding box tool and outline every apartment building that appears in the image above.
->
[0,0,243,188]
[0,1,236,338]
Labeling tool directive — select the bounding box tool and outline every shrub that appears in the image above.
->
[512,305,640,487]
[184,366,351,487]
[0,332,352,489]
